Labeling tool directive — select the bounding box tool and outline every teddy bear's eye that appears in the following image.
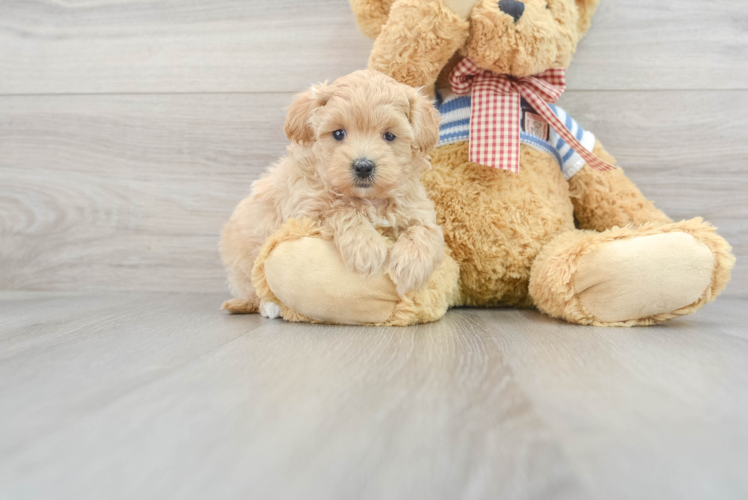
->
[333,129,346,141]
[383,132,396,142]
[546,2,550,8]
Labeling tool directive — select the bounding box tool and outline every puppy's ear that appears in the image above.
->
[406,87,440,155]
[284,83,332,145]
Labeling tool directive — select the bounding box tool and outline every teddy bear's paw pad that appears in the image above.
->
[260,301,281,319]
[263,237,399,325]
[574,232,715,323]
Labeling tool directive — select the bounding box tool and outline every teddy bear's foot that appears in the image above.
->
[250,218,461,326]
[573,233,714,323]
[529,218,735,326]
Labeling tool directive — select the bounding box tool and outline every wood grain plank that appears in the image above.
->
[1,91,746,293]
[0,292,587,500]
[568,0,748,90]
[0,293,266,454]
[1,0,747,94]
[479,295,748,500]
[0,93,289,293]
[1,292,746,499]
[0,0,373,95]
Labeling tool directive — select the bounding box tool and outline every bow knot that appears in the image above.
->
[448,57,615,173]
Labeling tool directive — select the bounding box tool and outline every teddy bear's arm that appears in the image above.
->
[569,140,673,231]
[368,0,470,93]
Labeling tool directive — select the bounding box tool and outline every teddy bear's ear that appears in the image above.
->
[406,87,440,155]
[284,83,333,145]
[349,0,395,39]
[575,0,600,36]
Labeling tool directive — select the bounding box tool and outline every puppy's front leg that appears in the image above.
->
[387,223,446,296]
[327,209,388,276]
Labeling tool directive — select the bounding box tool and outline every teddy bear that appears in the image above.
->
[249,0,734,326]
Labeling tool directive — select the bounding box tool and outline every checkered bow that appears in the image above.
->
[449,57,616,173]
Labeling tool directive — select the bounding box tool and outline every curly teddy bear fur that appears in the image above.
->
[347,0,734,325]
[248,0,733,326]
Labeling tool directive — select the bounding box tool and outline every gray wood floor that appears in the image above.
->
[2,0,748,498]
[1,292,747,499]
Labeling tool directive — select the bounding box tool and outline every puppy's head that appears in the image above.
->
[284,70,439,199]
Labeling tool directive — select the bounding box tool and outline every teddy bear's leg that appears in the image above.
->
[251,218,461,326]
[529,219,735,326]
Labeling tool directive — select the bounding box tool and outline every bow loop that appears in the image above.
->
[447,57,615,173]
[517,68,566,104]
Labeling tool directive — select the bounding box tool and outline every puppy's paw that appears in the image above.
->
[260,300,281,319]
[339,231,388,276]
[387,238,440,296]
[221,296,260,314]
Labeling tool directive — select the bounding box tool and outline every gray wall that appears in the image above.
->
[1,0,746,294]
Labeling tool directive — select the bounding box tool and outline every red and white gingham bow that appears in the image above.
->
[449,57,616,173]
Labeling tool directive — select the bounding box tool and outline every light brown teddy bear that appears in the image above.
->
[250,0,734,326]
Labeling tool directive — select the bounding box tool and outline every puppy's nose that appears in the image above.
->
[353,158,375,179]
[498,0,525,22]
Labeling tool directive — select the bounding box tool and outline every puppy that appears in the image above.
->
[220,70,444,315]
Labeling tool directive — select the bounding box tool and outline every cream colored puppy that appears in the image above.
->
[220,70,444,315]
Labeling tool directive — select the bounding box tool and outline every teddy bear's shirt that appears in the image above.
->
[436,91,596,180]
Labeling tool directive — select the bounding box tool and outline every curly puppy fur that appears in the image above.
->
[220,70,444,313]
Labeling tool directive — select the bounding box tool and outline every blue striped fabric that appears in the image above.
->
[437,95,471,145]
[437,95,596,180]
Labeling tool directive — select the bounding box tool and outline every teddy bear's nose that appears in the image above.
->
[498,0,525,22]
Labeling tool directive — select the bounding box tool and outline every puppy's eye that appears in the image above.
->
[383,132,396,142]
[332,129,346,141]
[546,2,550,8]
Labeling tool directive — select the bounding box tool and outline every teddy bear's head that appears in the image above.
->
[466,0,598,76]
[351,0,599,77]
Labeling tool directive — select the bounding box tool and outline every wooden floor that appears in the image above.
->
[1,291,747,499]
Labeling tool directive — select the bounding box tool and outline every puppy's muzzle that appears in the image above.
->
[352,158,375,180]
